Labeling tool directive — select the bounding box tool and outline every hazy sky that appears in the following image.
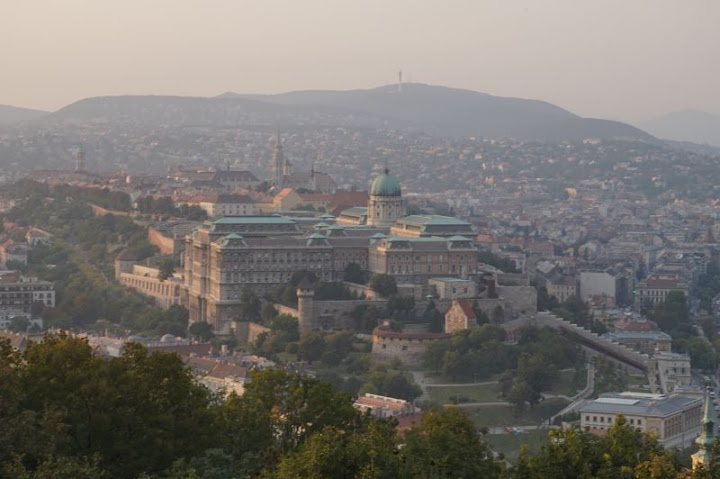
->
[1,1,718,121]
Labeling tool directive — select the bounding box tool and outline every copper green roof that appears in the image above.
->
[370,168,402,197]
[397,215,470,226]
[340,207,368,216]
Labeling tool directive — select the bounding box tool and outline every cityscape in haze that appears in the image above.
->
[2,2,720,478]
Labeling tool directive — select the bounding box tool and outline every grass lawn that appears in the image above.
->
[426,383,501,404]
[468,398,569,428]
[423,371,501,384]
[486,429,550,463]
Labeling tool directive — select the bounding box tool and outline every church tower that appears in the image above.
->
[692,386,716,472]
[367,168,405,227]
[271,132,293,189]
[75,146,85,172]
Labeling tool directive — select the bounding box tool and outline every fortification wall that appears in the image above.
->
[273,304,299,318]
[501,313,648,373]
[311,299,388,330]
[234,321,271,344]
[496,285,537,315]
[497,273,530,286]
[343,282,376,299]
[371,328,450,366]
[148,227,176,256]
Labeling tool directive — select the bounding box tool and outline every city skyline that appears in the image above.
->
[1,1,719,121]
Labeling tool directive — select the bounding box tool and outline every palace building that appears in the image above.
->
[182,169,478,333]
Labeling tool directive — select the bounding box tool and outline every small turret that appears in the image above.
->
[114,249,136,280]
[296,277,315,333]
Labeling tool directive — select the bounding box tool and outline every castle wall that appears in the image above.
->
[496,285,537,316]
[371,328,450,366]
[148,227,178,256]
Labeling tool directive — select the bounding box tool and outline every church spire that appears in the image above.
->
[272,132,284,188]
[692,385,716,471]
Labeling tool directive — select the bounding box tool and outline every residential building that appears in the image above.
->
[0,270,55,316]
[0,240,28,267]
[635,277,688,306]
[186,193,255,217]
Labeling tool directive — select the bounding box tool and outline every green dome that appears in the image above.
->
[370,168,402,197]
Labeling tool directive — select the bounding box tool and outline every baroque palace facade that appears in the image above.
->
[183,169,479,332]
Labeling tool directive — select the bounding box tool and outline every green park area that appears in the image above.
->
[426,382,502,404]
[468,397,569,428]
[486,428,550,463]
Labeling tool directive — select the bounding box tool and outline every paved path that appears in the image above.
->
[411,370,428,403]
[444,401,511,407]
[425,380,499,387]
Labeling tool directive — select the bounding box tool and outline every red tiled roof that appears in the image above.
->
[299,193,332,202]
[395,413,424,431]
[355,397,407,411]
[453,298,476,320]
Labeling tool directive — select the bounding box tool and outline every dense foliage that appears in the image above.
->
[3,335,719,478]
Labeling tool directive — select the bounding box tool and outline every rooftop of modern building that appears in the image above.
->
[580,392,700,418]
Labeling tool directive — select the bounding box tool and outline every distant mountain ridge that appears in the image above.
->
[637,110,720,147]
[0,104,48,125]
[34,83,653,141]
[221,83,653,140]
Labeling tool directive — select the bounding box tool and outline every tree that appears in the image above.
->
[491,305,505,324]
[189,321,215,341]
[322,331,355,365]
[402,408,505,478]
[158,257,176,281]
[343,262,365,284]
[362,369,422,401]
[298,332,326,363]
[3,454,108,479]
[7,316,30,333]
[13,335,218,478]
[422,300,444,333]
[238,288,261,323]
[223,369,359,468]
[272,421,402,479]
[348,304,381,333]
[369,274,397,298]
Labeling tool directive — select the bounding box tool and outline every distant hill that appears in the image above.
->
[0,104,48,125]
[222,83,654,141]
[38,95,387,129]
[637,110,720,147]
[35,84,653,141]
